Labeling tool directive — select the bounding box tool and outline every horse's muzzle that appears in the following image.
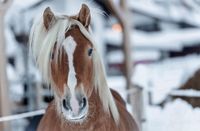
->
[61,93,88,122]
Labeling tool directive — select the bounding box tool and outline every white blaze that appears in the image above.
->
[63,36,79,114]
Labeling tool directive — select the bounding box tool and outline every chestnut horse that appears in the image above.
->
[30,4,139,131]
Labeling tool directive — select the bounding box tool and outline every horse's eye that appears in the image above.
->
[88,48,93,56]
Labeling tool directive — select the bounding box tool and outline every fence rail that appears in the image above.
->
[0,109,45,122]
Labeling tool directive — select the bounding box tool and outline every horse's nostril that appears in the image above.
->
[62,99,71,111]
[80,97,87,110]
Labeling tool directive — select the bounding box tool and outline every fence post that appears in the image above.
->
[0,1,12,130]
[105,0,143,129]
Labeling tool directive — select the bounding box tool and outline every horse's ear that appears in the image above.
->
[77,4,91,28]
[43,7,56,30]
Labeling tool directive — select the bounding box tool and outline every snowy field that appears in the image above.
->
[146,99,200,131]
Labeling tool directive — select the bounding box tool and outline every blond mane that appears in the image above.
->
[29,11,119,124]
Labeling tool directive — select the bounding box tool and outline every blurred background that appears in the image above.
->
[0,0,200,131]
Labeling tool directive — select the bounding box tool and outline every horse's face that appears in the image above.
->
[44,5,93,122]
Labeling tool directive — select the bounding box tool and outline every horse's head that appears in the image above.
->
[30,4,119,124]
[45,4,93,122]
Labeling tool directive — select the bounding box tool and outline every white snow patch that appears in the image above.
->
[146,99,200,131]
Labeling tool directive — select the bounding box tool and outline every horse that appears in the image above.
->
[29,4,139,131]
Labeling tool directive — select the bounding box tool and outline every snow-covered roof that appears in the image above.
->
[133,54,200,104]
[105,28,200,51]
[128,0,200,26]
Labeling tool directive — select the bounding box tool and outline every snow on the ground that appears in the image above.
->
[146,99,200,131]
